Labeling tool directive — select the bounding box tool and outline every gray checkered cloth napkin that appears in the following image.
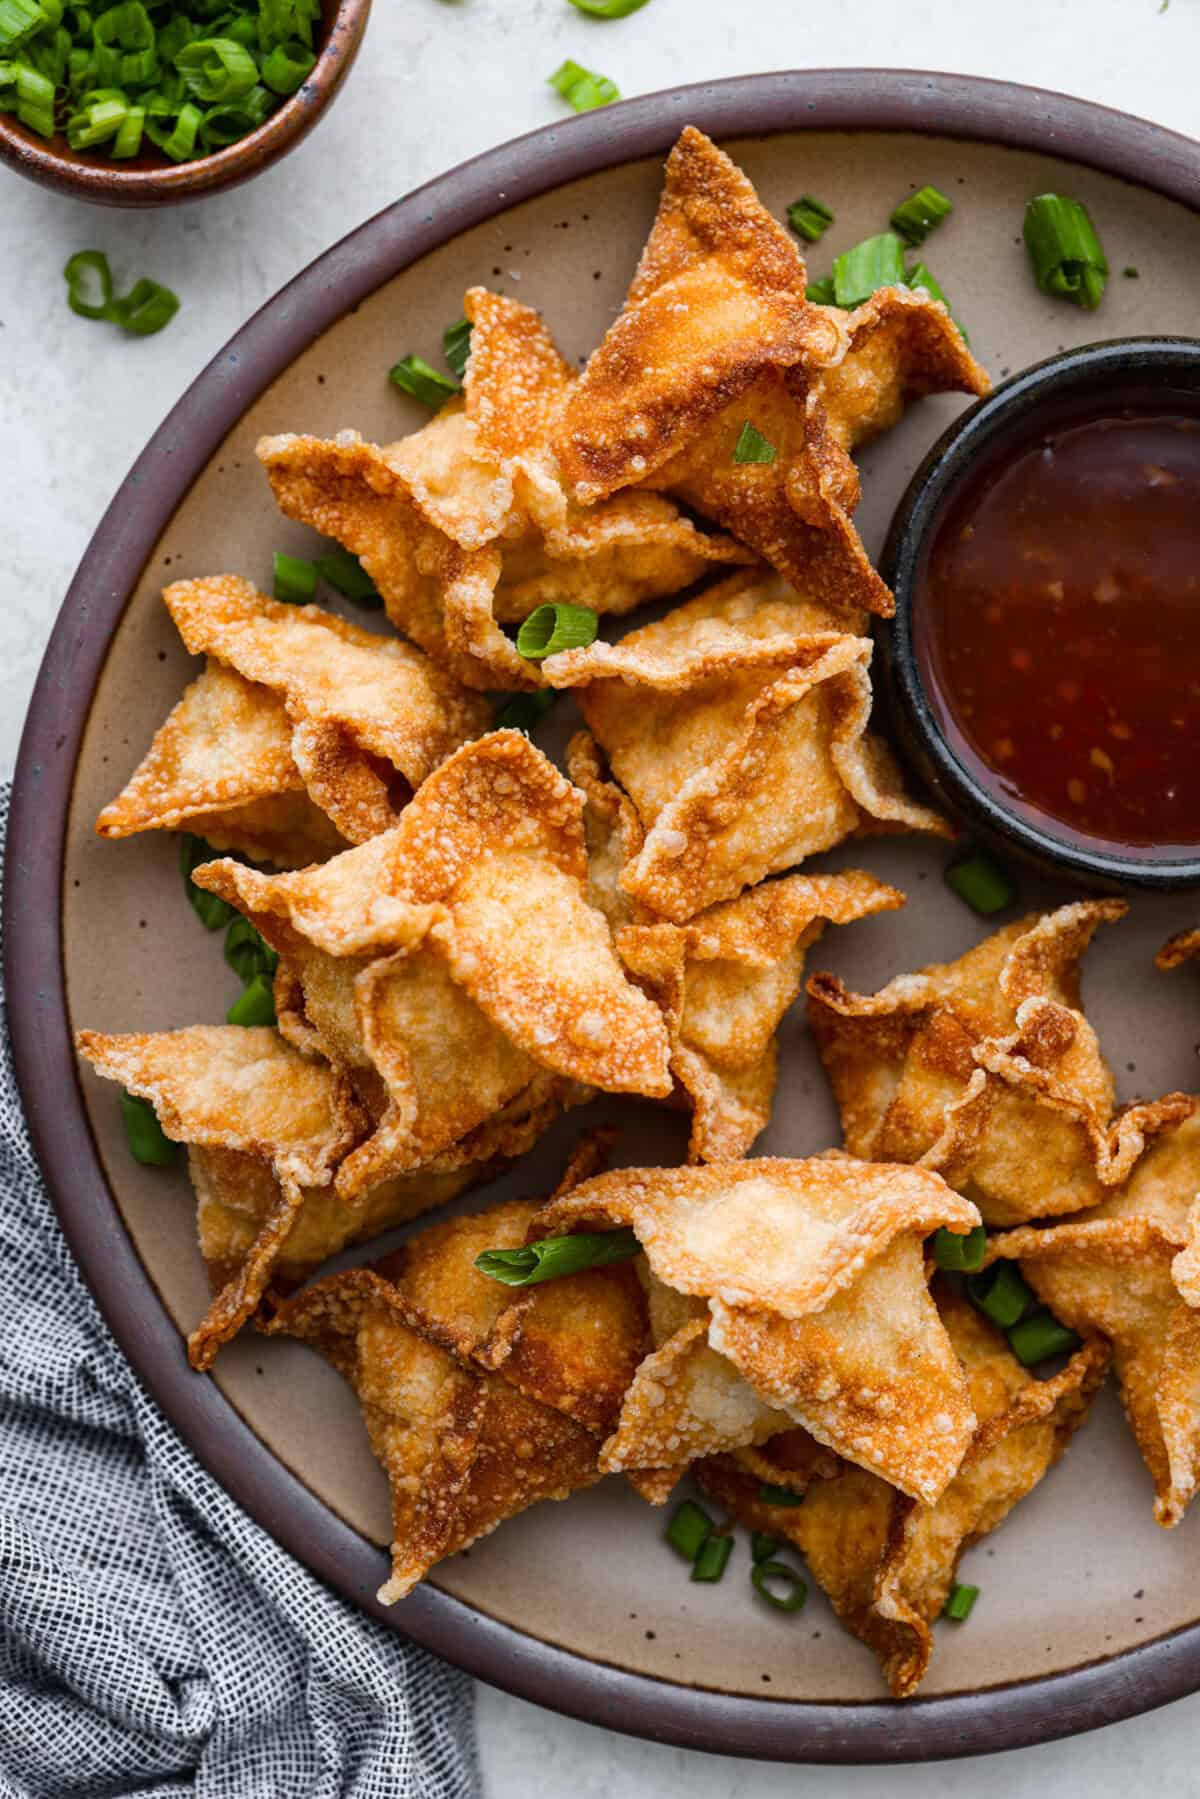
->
[0,788,481,1799]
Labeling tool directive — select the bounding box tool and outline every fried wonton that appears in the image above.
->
[616,869,904,1160]
[987,1107,1200,1525]
[809,900,1193,1225]
[193,732,672,1200]
[698,1289,1108,1697]
[554,129,988,617]
[546,571,946,921]
[258,288,750,691]
[536,1158,981,1503]
[1158,928,1200,972]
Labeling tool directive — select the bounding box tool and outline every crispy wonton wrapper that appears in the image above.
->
[259,287,749,691]
[536,1158,981,1503]
[555,129,987,617]
[987,1108,1200,1526]
[1158,928,1200,972]
[616,869,904,1160]
[546,572,946,921]
[698,1288,1108,1697]
[809,900,1193,1226]
[193,732,671,1200]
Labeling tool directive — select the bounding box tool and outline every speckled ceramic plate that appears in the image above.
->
[9,72,1200,1764]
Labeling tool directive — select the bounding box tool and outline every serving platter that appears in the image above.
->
[8,71,1200,1763]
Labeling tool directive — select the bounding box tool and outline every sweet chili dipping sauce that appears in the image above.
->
[917,398,1200,857]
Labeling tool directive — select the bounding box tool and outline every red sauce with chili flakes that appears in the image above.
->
[917,403,1200,857]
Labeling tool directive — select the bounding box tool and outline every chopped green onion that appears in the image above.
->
[260,37,313,94]
[199,84,272,147]
[515,602,598,660]
[0,0,47,53]
[14,56,53,129]
[119,1090,179,1166]
[665,1499,712,1561]
[805,275,837,306]
[225,916,278,985]
[175,35,257,101]
[64,248,114,318]
[933,1225,987,1273]
[786,194,833,243]
[442,315,472,381]
[152,98,203,161]
[548,57,619,111]
[757,1482,805,1508]
[227,972,276,1028]
[1123,266,1139,279]
[732,421,776,465]
[890,184,953,247]
[967,1262,1035,1332]
[690,1532,733,1583]
[1007,1309,1081,1367]
[943,1582,979,1622]
[110,101,143,155]
[273,551,317,604]
[109,277,179,335]
[67,91,127,148]
[475,1227,640,1287]
[494,689,557,734]
[1023,194,1109,311]
[566,0,650,12]
[905,262,950,307]
[750,1530,780,1564]
[388,353,461,409]
[751,1560,808,1612]
[944,850,1014,916]
[314,548,381,607]
[180,832,233,931]
[832,232,907,309]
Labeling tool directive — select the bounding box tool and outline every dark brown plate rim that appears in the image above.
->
[7,70,1200,1765]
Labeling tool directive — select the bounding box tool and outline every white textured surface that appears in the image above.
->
[4,0,1199,1789]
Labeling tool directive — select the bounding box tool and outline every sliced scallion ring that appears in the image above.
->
[388,353,461,409]
[732,421,777,465]
[751,1560,808,1612]
[272,551,317,605]
[890,184,953,247]
[515,602,598,660]
[120,1090,179,1166]
[475,1228,640,1287]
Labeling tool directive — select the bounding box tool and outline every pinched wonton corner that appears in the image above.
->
[264,1176,652,1602]
[546,571,946,922]
[617,869,904,1161]
[809,899,1194,1227]
[987,1109,1200,1528]
[536,1157,981,1504]
[97,576,490,860]
[192,732,672,1203]
[698,1288,1108,1698]
[258,288,749,693]
[554,128,988,618]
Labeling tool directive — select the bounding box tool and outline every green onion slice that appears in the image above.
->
[475,1227,640,1287]
[933,1225,986,1273]
[805,275,837,306]
[832,231,906,309]
[175,35,257,102]
[0,0,47,54]
[494,689,557,734]
[890,184,953,246]
[1023,194,1108,311]
[751,1560,808,1612]
[273,551,317,604]
[944,850,1014,916]
[120,1090,179,1166]
[110,277,179,335]
[314,548,381,607]
[732,421,777,465]
[905,261,949,307]
[750,1530,780,1564]
[566,0,650,13]
[442,315,472,381]
[515,601,598,660]
[260,38,313,95]
[225,916,278,985]
[967,1262,1034,1332]
[388,353,461,409]
[180,832,233,931]
[64,248,115,318]
[786,194,833,243]
[665,1499,712,1561]
[548,57,619,111]
[227,972,276,1028]
[1007,1309,1082,1367]
[943,1582,979,1622]
[757,1482,805,1508]
[690,1532,733,1583]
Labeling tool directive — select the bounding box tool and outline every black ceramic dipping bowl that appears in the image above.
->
[879,336,1200,892]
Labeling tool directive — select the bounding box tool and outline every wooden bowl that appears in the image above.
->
[0,0,370,206]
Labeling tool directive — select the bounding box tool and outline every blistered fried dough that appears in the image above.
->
[617,870,904,1160]
[547,573,946,921]
[193,734,671,1196]
[538,1159,980,1502]
[1158,928,1200,971]
[555,127,844,506]
[698,1294,1107,1698]
[160,576,489,843]
[809,900,1194,1226]
[814,286,990,453]
[987,1110,1200,1526]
